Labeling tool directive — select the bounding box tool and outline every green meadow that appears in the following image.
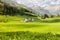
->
[0,15,60,40]
[0,15,60,34]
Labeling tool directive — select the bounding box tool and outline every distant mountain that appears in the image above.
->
[1,0,60,16]
[1,0,50,16]
[43,4,60,15]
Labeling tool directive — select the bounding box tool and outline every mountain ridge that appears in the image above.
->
[1,0,60,16]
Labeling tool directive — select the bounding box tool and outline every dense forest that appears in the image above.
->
[0,1,34,16]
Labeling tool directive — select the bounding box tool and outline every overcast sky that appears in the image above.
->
[14,0,60,7]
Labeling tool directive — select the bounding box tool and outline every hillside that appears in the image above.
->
[1,0,60,17]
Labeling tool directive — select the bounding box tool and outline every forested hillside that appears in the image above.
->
[0,1,34,16]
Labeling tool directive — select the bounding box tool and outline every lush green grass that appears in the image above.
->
[0,15,60,40]
[0,15,60,34]
[0,22,60,34]
[0,31,60,40]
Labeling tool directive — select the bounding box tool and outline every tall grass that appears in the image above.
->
[0,31,60,40]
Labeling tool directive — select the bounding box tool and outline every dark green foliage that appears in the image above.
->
[0,31,60,40]
[41,19,60,23]
[0,1,36,16]
[0,1,20,15]
[41,14,49,19]
[3,4,19,15]
[0,1,4,14]
[51,15,54,18]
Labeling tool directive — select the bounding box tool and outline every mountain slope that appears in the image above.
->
[1,0,60,16]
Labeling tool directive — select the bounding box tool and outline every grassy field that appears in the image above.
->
[0,31,60,40]
[0,15,60,34]
[0,22,60,33]
[0,15,60,40]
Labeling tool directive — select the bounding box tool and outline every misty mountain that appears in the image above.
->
[1,0,60,16]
